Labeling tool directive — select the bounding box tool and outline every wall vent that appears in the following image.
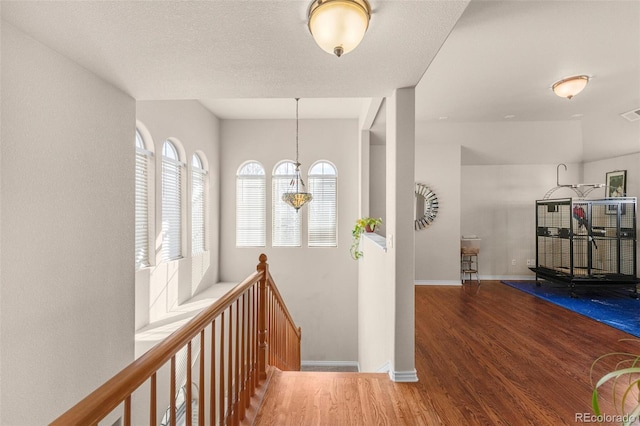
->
[620,108,640,122]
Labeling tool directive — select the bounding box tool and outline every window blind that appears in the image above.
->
[236,162,266,247]
[308,162,337,247]
[162,143,184,261]
[272,162,301,247]
[191,157,207,255]
[135,146,153,268]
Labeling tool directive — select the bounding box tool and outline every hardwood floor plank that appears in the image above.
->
[254,281,639,425]
[415,282,638,425]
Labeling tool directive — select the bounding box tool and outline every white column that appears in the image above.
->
[386,88,417,382]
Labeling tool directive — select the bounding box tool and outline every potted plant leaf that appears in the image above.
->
[591,338,640,425]
[350,217,382,260]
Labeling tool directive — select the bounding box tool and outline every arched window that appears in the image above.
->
[236,161,266,247]
[308,161,338,247]
[162,140,184,261]
[191,153,207,255]
[135,128,153,268]
[272,161,301,247]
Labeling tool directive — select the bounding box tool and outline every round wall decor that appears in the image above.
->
[415,183,438,230]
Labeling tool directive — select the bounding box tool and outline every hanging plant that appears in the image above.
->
[350,217,382,260]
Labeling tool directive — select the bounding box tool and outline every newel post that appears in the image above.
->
[257,253,268,380]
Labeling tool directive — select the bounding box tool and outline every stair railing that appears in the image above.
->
[50,254,300,426]
[265,269,302,371]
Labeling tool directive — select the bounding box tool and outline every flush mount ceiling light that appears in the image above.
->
[552,75,589,99]
[282,98,313,211]
[308,0,371,57]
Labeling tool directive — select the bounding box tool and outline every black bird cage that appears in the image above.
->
[531,197,638,296]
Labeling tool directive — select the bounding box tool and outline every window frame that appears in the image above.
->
[272,160,302,247]
[161,139,185,262]
[308,160,338,247]
[191,153,208,256]
[236,161,266,247]
[135,127,154,269]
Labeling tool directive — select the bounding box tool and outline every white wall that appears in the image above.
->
[416,121,586,279]
[0,14,4,425]
[1,22,135,425]
[358,235,392,372]
[369,144,386,234]
[461,163,582,278]
[219,119,359,362]
[135,101,221,330]
[425,121,583,166]
[414,136,461,283]
[582,115,640,163]
[584,152,640,274]
[358,89,417,380]
[583,153,640,200]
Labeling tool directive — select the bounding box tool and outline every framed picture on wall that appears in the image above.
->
[605,170,627,197]
[605,170,627,215]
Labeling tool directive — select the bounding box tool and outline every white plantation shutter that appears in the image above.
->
[272,161,301,247]
[135,130,152,268]
[236,162,266,247]
[191,154,207,255]
[308,161,337,247]
[162,141,184,261]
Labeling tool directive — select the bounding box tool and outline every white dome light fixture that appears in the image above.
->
[308,0,371,57]
[552,75,590,99]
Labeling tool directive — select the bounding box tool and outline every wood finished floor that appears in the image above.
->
[253,281,640,425]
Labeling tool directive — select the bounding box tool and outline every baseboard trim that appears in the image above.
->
[301,360,359,369]
[415,275,536,285]
[376,360,391,373]
[483,275,536,280]
[415,280,461,286]
[389,369,419,382]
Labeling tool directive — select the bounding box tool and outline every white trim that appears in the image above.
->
[415,274,536,286]
[483,275,536,280]
[389,369,419,382]
[301,360,359,369]
[376,360,391,373]
[415,280,461,286]
[363,232,386,251]
[136,146,154,158]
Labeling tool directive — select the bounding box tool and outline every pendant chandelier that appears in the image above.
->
[282,98,313,211]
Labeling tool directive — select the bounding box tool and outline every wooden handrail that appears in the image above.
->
[50,254,301,426]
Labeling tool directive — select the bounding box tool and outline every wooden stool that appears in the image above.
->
[461,247,479,283]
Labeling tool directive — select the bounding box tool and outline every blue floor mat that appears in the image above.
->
[501,281,640,338]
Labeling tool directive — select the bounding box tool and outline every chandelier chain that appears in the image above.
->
[295,97,300,166]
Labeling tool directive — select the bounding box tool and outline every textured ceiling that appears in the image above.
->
[199,98,365,120]
[2,0,638,138]
[1,0,468,102]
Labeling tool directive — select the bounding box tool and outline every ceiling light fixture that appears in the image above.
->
[308,0,371,57]
[282,98,313,211]
[552,75,589,99]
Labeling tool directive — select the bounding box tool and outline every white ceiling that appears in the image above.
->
[2,0,639,127]
[416,0,640,123]
[1,0,468,119]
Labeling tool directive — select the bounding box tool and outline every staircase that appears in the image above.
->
[50,254,301,426]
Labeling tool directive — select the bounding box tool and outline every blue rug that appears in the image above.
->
[501,281,640,338]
